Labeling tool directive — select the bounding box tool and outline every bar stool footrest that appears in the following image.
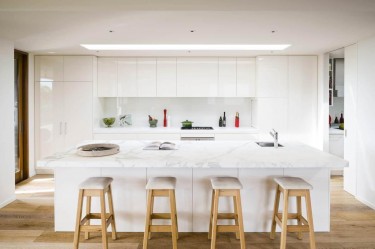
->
[149,225,172,232]
[151,213,172,219]
[217,225,240,233]
[216,213,237,219]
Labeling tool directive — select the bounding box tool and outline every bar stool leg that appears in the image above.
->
[270,185,280,240]
[208,190,215,239]
[210,190,219,249]
[100,190,108,249]
[143,190,153,249]
[148,193,154,240]
[107,185,117,240]
[235,190,246,249]
[296,196,303,240]
[280,190,289,249]
[73,189,84,249]
[305,190,316,249]
[85,196,91,240]
[169,190,178,249]
[173,190,179,239]
[233,195,240,239]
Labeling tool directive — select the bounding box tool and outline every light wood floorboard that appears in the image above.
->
[0,175,374,248]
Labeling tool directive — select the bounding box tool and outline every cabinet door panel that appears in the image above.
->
[157,58,177,97]
[35,56,64,82]
[118,58,137,97]
[63,81,93,149]
[177,58,218,97]
[218,58,236,97]
[137,58,157,97]
[252,98,287,134]
[39,81,65,158]
[287,56,318,146]
[97,58,117,97]
[63,56,93,82]
[256,56,288,98]
[237,58,256,97]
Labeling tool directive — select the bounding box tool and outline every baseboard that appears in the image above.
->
[0,196,16,209]
[356,196,375,211]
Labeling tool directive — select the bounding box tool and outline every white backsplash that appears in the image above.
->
[96,97,252,128]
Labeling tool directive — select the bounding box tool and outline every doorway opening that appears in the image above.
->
[14,50,29,183]
[328,48,345,176]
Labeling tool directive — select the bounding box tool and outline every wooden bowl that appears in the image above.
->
[76,143,120,157]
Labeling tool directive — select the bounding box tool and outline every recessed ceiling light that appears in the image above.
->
[80,44,291,51]
[190,30,195,33]
[271,30,276,33]
[47,51,56,54]
[109,30,114,33]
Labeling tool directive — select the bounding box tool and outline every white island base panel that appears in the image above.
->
[55,167,330,232]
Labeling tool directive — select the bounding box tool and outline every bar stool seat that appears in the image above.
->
[211,176,243,189]
[143,176,178,249]
[73,177,117,249]
[79,177,113,189]
[209,176,245,249]
[146,176,176,190]
[270,176,316,249]
[274,177,313,190]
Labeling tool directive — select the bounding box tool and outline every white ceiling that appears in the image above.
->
[1,0,375,56]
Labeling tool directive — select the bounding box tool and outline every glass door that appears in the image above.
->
[14,50,28,184]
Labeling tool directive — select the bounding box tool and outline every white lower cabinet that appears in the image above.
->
[38,81,92,158]
[137,133,180,140]
[93,133,138,140]
[215,133,258,141]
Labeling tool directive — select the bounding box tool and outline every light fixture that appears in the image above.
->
[80,44,291,51]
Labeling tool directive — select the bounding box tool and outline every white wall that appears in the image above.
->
[355,35,375,209]
[0,38,15,208]
[97,97,252,128]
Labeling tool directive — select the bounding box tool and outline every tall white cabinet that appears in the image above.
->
[35,56,94,159]
[253,56,318,146]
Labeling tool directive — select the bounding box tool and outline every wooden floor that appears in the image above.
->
[1,175,375,249]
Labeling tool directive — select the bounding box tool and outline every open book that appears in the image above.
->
[143,141,176,150]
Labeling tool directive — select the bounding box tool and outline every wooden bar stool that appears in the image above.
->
[143,176,178,249]
[73,177,117,249]
[208,176,245,249]
[270,177,316,249]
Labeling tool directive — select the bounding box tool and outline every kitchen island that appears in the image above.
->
[38,140,348,232]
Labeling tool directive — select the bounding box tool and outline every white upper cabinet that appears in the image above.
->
[237,58,256,97]
[157,58,177,97]
[137,58,157,97]
[63,56,93,82]
[35,56,64,82]
[256,56,288,98]
[118,58,137,97]
[98,58,117,97]
[218,58,237,97]
[287,56,317,146]
[177,58,218,97]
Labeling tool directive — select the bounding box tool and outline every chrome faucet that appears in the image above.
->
[270,129,278,148]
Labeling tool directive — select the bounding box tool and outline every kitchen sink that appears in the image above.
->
[256,142,284,147]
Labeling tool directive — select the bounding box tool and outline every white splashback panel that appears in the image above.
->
[97,97,252,128]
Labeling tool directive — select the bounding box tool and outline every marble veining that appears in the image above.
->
[37,140,349,169]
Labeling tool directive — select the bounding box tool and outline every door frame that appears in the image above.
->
[15,50,29,183]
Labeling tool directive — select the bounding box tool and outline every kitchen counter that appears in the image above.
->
[93,126,259,134]
[37,140,347,169]
[43,140,347,233]
[329,127,344,135]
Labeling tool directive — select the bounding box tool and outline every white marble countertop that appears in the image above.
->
[37,140,348,169]
[329,127,344,135]
[93,126,259,134]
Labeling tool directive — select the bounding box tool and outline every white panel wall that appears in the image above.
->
[344,44,358,195]
[0,38,15,208]
[355,36,375,209]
